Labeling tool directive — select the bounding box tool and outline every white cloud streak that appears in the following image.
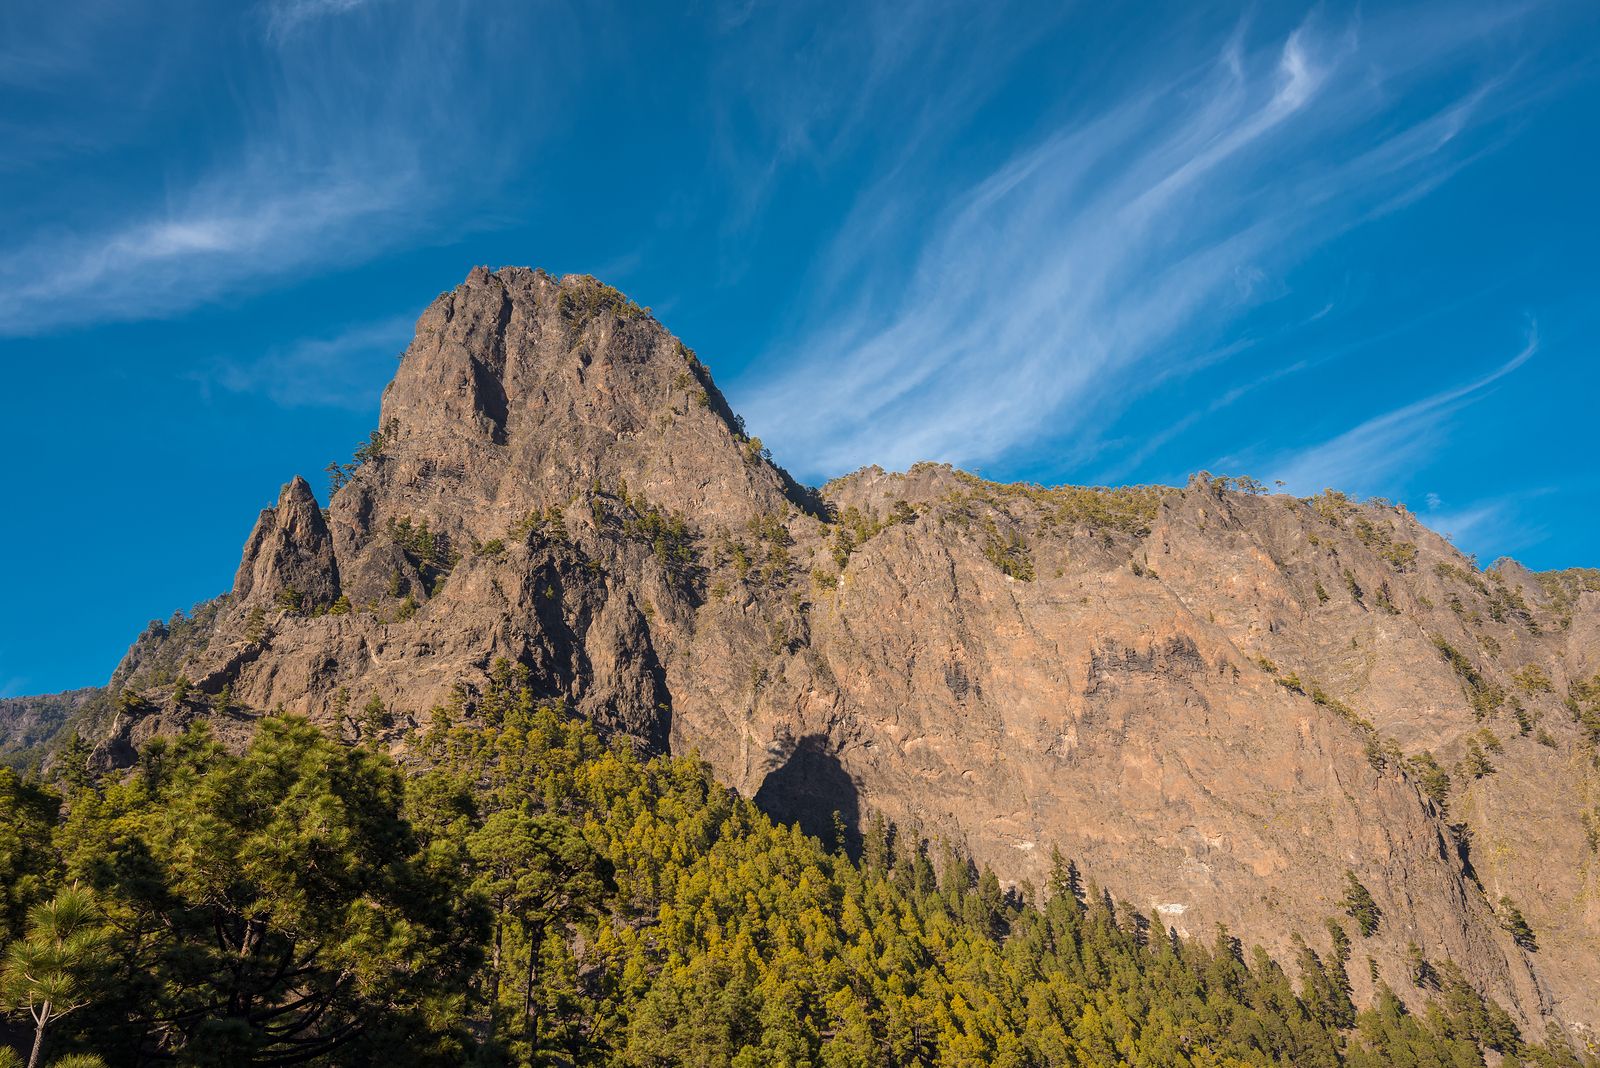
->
[263,0,378,41]
[1422,502,1515,548]
[736,6,1545,482]
[1415,484,1559,559]
[0,174,419,332]
[197,314,416,409]
[702,2,1066,280]
[0,3,555,336]
[1268,325,1539,494]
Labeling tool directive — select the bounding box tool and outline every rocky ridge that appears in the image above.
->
[29,266,1600,1042]
[0,688,102,770]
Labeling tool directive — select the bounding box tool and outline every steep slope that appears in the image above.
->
[72,266,1599,1042]
[0,688,100,769]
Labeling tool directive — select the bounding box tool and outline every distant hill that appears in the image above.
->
[0,686,102,769]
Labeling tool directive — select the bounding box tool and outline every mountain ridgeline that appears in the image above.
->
[7,266,1599,1063]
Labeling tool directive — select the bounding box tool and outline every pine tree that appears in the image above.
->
[1499,897,1537,951]
[1341,871,1382,937]
[0,771,59,942]
[10,664,1597,1068]
[1,887,106,1068]
[466,811,608,1058]
[54,718,483,1063]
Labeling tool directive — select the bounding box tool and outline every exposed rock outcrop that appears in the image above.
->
[233,475,339,609]
[45,266,1598,1043]
[0,688,101,769]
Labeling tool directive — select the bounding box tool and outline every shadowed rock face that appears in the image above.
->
[74,266,1599,1040]
[753,734,863,858]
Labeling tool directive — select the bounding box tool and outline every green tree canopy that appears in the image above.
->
[4,668,1594,1068]
[52,718,483,1065]
[2,887,107,1068]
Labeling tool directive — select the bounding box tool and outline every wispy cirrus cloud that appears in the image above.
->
[0,3,562,336]
[262,0,379,41]
[735,4,1555,482]
[701,1,1066,278]
[195,314,416,409]
[1422,500,1535,555]
[1266,324,1538,494]
[0,173,422,333]
[1414,480,1568,560]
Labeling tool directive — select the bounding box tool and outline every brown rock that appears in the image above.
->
[233,475,339,609]
[80,267,1599,1041]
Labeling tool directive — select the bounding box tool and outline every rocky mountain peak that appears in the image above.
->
[53,265,1600,1041]
[362,266,802,534]
[232,474,337,609]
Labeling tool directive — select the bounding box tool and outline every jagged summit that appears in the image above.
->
[29,265,1600,1039]
[374,267,801,526]
[233,475,337,607]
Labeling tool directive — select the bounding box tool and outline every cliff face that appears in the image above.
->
[0,688,101,770]
[83,266,1599,1039]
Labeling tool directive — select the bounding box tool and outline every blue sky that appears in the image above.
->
[2,1,1597,696]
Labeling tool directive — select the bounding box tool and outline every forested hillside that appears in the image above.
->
[3,664,1593,1067]
[0,690,103,772]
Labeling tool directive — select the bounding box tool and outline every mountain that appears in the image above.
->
[0,687,103,770]
[23,265,1600,1042]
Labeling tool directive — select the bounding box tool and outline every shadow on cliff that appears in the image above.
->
[752,734,861,858]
